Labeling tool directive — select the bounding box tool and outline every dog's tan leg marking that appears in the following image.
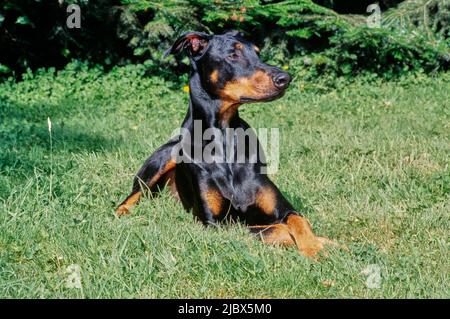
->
[116,159,177,216]
[116,191,142,216]
[285,214,326,258]
[250,214,340,258]
[249,224,296,246]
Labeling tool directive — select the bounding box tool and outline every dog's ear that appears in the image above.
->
[163,32,210,59]
[223,30,244,37]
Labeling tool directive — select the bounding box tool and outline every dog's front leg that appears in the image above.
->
[116,138,179,215]
[248,178,335,258]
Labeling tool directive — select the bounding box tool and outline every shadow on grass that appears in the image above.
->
[0,98,122,196]
[283,192,315,216]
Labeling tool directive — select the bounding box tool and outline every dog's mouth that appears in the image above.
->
[240,90,286,103]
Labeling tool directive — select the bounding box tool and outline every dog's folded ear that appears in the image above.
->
[163,32,210,59]
[223,30,244,37]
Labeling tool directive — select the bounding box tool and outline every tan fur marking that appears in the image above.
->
[148,159,176,187]
[251,216,341,258]
[210,70,219,84]
[116,191,142,216]
[253,45,260,53]
[218,101,241,125]
[218,70,276,124]
[116,159,176,216]
[163,169,179,201]
[250,224,295,246]
[205,188,223,217]
[285,214,324,258]
[235,42,244,50]
[255,187,277,215]
[219,70,275,102]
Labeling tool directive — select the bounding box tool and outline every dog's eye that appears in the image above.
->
[228,52,240,60]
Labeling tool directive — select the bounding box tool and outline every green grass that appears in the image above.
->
[0,63,449,298]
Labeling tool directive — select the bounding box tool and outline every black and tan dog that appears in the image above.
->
[117,31,333,257]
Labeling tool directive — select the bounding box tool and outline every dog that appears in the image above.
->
[116,30,333,257]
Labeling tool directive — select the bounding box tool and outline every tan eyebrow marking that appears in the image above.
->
[235,42,244,50]
[253,45,260,53]
[210,70,218,84]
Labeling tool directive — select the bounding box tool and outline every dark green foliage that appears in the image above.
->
[0,0,448,81]
[0,1,129,77]
[315,26,449,78]
[313,0,404,13]
[122,0,449,78]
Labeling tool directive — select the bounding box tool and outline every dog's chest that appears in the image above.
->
[208,163,258,211]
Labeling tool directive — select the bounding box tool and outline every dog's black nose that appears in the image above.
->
[272,72,291,90]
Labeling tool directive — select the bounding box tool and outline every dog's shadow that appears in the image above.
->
[283,192,315,216]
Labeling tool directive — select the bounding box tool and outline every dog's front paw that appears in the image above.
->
[115,205,130,216]
[285,214,323,258]
[285,214,347,259]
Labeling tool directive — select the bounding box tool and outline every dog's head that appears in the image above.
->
[165,31,291,104]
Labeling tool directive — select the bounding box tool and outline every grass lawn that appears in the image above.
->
[0,64,449,298]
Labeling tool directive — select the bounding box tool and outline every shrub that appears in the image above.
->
[0,0,448,81]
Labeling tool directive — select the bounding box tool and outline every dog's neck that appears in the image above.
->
[187,72,241,130]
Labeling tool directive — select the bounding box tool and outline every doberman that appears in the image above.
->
[116,30,333,258]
